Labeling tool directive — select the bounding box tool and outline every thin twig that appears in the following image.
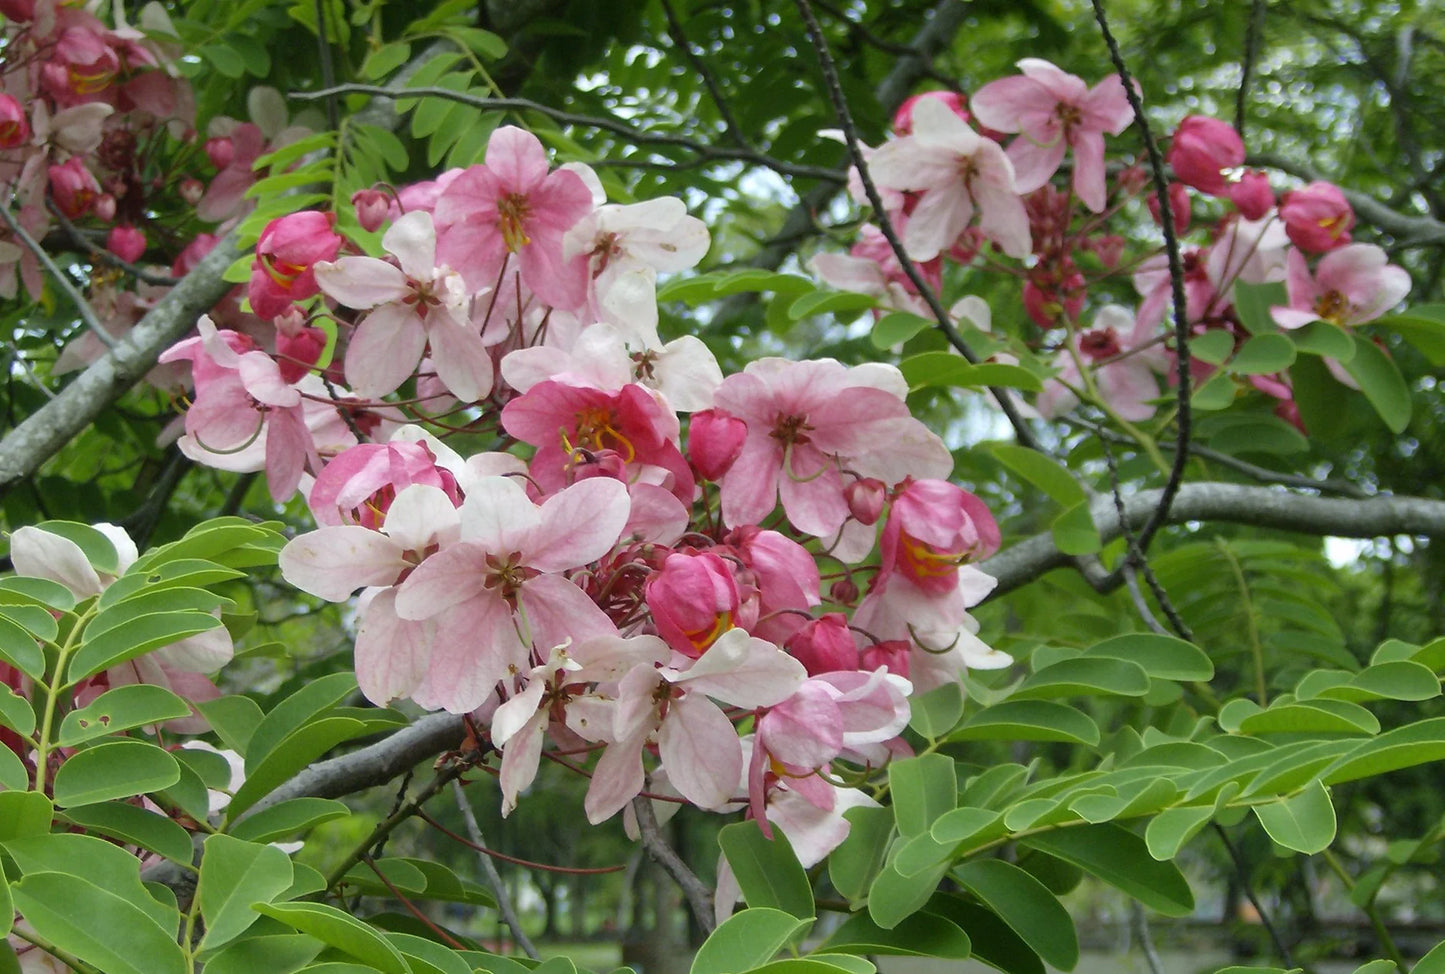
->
[1129,901,1166,974]
[45,201,180,286]
[659,0,748,148]
[0,203,116,349]
[323,762,466,893]
[1235,0,1267,138]
[314,0,339,131]
[789,0,1043,453]
[1214,824,1298,968]
[631,795,715,935]
[290,85,844,182]
[1090,0,1193,560]
[451,780,541,959]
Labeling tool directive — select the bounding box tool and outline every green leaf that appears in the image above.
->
[828,806,894,904]
[1288,320,1356,360]
[1233,281,1287,334]
[1021,823,1194,916]
[198,695,266,756]
[1238,700,1379,736]
[246,671,358,771]
[871,312,934,349]
[691,908,810,974]
[361,41,412,79]
[1229,333,1295,374]
[31,521,120,574]
[718,820,814,920]
[0,744,23,789]
[1253,780,1337,854]
[0,576,76,611]
[924,895,1044,974]
[11,873,186,974]
[67,611,225,684]
[1339,334,1411,433]
[889,754,957,837]
[952,700,1100,747]
[1315,661,1440,703]
[1377,305,1445,365]
[58,684,193,745]
[987,444,1084,506]
[253,902,408,974]
[199,835,296,950]
[230,797,351,843]
[388,932,474,974]
[867,857,949,929]
[1013,657,1150,700]
[1082,633,1215,681]
[0,602,57,642]
[5,832,178,930]
[818,911,971,958]
[200,935,325,974]
[1322,717,1445,785]
[900,353,1041,391]
[788,290,877,320]
[1050,502,1101,555]
[0,682,35,737]
[1189,329,1235,365]
[1145,804,1216,860]
[908,682,963,739]
[0,613,45,681]
[1414,939,1445,974]
[200,42,246,77]
[930,807,1005,847]
[448,26,508,58]
[953,859,1077,971]
[0,792,54,840]
[52,739,181,807]
[229,717,367,818]
[1191,371,1237,410]
[58,802,193,864]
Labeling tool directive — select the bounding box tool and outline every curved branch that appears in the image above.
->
[980,482,1445,598]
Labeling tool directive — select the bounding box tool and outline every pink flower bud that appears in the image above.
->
[0,94,29,149]
[204,136,235,171]
[830,578,859,605]
[880,479,1000,595]
[1228,169,1274,220]
[845,478,887,525]
[352,188,390,233]
[0,0,35,22]
[1279,181,1354,253]
[92,193,116,222]
[1166,115,1245,196]
[688,408,747,481]
[106,225,146,264]
[645,551,741,658]
[1147,183,1191,237]
[275,321,327,384]
[48,158,101,219]
[1090,234,1126,269]
[179,177,205,206]
[893,90,969,136]
[248,211,343,320]
[785,613,859,676]
[861,639,911,678]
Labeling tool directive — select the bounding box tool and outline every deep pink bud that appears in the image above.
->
[785,613,859,676]
[48,158,101,219]
[880,479,1000,595]
[249,211,343,319]
[0,95,29,149]
[689,408,747,481]
[645,551,741,658]
[275,317,327,384]
[846,478,887,526]
[893,90,969,136]
[352,188,390,233]
[179,177,205,206]
[106,225,146,264]
[1167,116,1245,196]
[861,639,911,678]
[1147,183,1191,237]
[0,0,35,22]
[830,578,859,605]
[1279,181,1354,253]
[205,136,235,171]
[1229,169,1274,220]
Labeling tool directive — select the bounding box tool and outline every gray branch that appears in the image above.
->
[981,481,1445,598]
[1249,151,1445,247]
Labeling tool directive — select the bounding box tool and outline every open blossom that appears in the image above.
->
[307,436,462,528]
[970,58,1134,213]
[1271,244,1410,331]
[879,478,1000,595]
[248,211,343,319]
[315,210,494,403]
[1036,305,1167,421]
[868,96,1031,260]
[434,125,595,308]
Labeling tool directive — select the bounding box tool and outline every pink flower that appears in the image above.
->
[316,210,494,403]
[1037,305,1167,421]
[711,358,952,538]
[646,552,744,658]
[785,614,858,676]
[106,225,146,264]
[434,126,594,308]
[0,95,29,148]
[248,211,343,320]
[1279,181,1355,252]
[48,158,102,219]
[868,97,1032,260]
[880,479,1000,596]
[1167,116,1244,196]
[308,438,461,528]
[1271,245,1411,331]
[970,58,1134,213]
[893,90,970,135]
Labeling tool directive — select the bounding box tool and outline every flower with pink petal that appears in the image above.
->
[248,211,342,320]
[1167,116,1244,196]
[1271,244,1411,331]
[1279,181,1355,253]
[970,58,1134,213]
[879,478,1000,595]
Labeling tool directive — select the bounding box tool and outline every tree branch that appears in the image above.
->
[451,780,540,959]
[632,795,715,935]
[980,482,1445,598]
[1249,151,1445,247]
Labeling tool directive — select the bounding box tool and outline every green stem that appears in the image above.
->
[34,604,96,793]
[10,928,105,974]
[1063,338,1171,475]
[1216,540,1267,706]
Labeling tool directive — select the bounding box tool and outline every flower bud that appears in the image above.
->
[830,578,859,605]
[92,193,116,222]
[1228,169,1274,220]
[0,94,29,149]
[785,613,858,676]
[1166,115,1244,196]
[1147,182,1191,237]
[645,551,740,658]
[106,225,146,264]
[861,639,911,678]
[351,188,390,233]
[48,158,101,219]
[204,136,234,171]
[845,478,887,526]
[179,177,205,206]
[688,408,747,481]
[1279,181,1354,253]
[893,90,969,136]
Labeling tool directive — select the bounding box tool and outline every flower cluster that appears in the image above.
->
[151,124,1009,880]
[814,61,1411,432]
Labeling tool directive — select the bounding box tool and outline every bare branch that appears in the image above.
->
[632,795,716,935]
[0,202,117,349]
[452,780,540,959]
[1249,151,1445,247]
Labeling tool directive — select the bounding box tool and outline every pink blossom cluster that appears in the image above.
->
[148,123,1011,877]
[812,61,1411,432]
